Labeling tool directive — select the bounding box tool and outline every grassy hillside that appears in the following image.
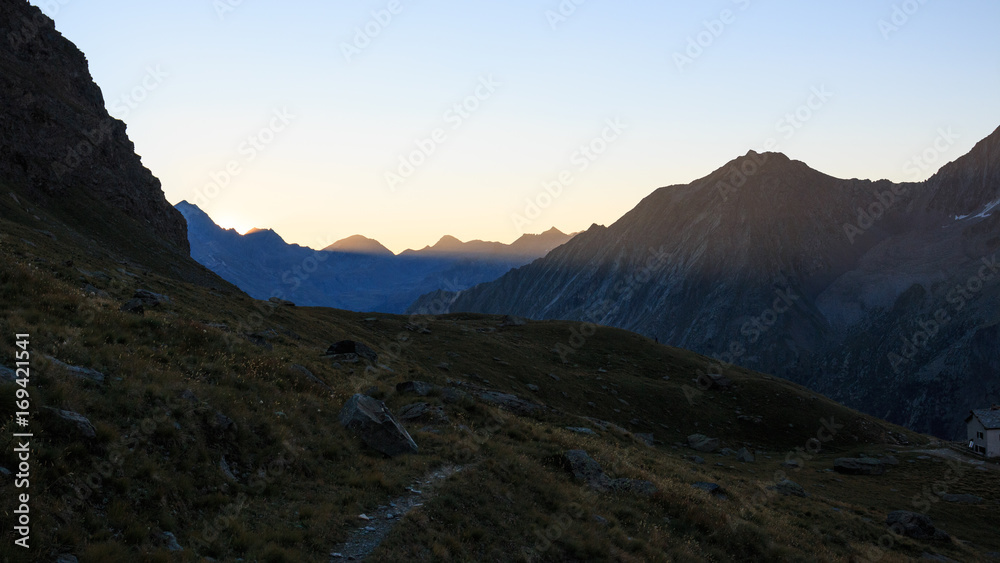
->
[1,186,998,562]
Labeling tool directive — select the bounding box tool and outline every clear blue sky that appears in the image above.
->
[33,0,1000,253]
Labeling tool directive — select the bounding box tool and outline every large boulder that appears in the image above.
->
[687,433,720,452]
[339,394,417,456]
[326,341,378,363]
[885,511,950,541]
[834,457,884,475]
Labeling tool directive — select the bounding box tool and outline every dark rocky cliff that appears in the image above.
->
[0,0,188,252]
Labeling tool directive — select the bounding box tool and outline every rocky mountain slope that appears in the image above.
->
[178,201,574,313]
[0,0,188,252]
[419,131,1000,439]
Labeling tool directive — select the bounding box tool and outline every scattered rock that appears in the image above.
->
[0,365,17,383]
[781,459,802,469]
[81,283,109,298]
[834,457,884,475]
[635,433,657,447]
[339,394,418,456]
[435,362,450,371]
[526,384,540,392]
[703,373,732,389]
[692,482,726,499]
[245,332,273,350]
[46,408,96,438]
[133,289,170,307]
[119,298,145,314]
[161,531,183,552]
[610,478,657,496]
[44,356,105,383]
[290,364,330,390]
[439,387,468,403]
[477,390,542,415]
[403,323,431,334]
[268,296,295,306]
[770,479,807,497]
[548,373,561,381]
[719,448,737,457]
[220,456,238,482]
[882,455,900,466]
[206,412,233,435]
[937,493,982,504]
[500,315,527,327]
[0,466,11,477]
[688,455,705,464]
[565,427,597,436]
[396,381,434,396]
[886,511,950,541]
[687,433,720,452]
[397,402,448,424]
[563,450,611,490]
[562,450,655,495]
[736,447,755,463]
[55,555,78,563]
[326,341,378,363]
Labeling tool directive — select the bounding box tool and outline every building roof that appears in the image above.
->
[969,409,1000,430]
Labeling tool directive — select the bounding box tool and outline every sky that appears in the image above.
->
[32,0,1000,254]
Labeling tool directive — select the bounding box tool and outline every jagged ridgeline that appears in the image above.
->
[1,0,999,561]
[420,129,1000,440]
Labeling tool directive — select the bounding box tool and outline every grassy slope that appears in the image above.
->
[0,186,997,562]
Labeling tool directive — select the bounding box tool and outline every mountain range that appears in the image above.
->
[414,130,1000,439]
[2,1,998,559]
[177,201,574,313]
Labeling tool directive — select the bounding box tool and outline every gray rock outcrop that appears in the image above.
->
[339,394,418,456]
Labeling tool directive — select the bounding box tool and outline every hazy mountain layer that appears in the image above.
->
[177,201,573,313]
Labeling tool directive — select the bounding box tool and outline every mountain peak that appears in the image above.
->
[324,235,394,256]
[431,235,465,251]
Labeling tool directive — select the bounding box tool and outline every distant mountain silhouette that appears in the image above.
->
[324,235,394,256]
[177,201,574,313]
[414,126,1000,439]
[400,228,574,259]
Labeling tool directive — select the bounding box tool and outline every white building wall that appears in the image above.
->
[988,428,1000,458]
